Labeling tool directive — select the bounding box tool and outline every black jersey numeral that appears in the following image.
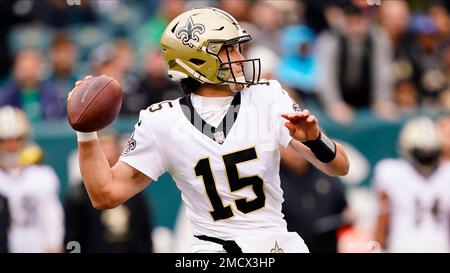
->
[148,101,173,112]
[194,147,265,221]
[195,158,233,221]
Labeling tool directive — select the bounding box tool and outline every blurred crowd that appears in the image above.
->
[0,0,449,122]
[0,0,450,253]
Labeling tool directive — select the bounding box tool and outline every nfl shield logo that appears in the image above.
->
[213,131,225,144]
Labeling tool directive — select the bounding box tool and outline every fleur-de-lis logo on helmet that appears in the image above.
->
[175,17,205,48]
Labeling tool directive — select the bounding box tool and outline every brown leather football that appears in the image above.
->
[67,74,122,132]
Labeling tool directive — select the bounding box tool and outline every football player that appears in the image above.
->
[0,106,64,252]
[374,117,450,252]
[71,7,349,253]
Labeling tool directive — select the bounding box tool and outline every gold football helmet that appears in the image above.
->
[0,106,39,169]
[0,106,29,140]
[399,116,442,176]
[160,7,266,90]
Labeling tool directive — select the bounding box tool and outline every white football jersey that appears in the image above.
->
[0,165,64,253]
[373,159,450,252]
[120,80,301,241]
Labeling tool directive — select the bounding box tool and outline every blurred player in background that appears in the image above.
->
[374,116,450,252]
[70,7,349,253]
[64,129,153,253]
[0,106,64,253]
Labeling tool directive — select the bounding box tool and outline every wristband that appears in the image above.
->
[76,131,98,142]
[302,132,337,163]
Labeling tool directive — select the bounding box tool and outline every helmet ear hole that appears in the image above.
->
[189,58,206,66]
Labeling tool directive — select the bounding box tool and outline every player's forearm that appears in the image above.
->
[321,143,350,176]
[290,140,349,177]
[78,140,118,209]
[307,143,349,177]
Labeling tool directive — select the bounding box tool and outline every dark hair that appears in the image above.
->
[180,77,202,95]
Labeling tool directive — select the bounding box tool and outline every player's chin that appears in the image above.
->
[234,74,246,88]
[235,83,245,91]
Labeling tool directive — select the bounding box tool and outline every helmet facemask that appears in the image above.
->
[0,137,26,173]
[408,148,441,177]
[205,35,266,93]
[218,57,264,93]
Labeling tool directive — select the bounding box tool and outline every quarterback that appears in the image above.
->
[71,8,349,253]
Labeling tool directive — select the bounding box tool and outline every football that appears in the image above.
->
[67,74,122,132]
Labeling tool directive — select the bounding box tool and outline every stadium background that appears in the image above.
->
[1,0,449,252]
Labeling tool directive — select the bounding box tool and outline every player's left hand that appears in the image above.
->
[281,109,320,142]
